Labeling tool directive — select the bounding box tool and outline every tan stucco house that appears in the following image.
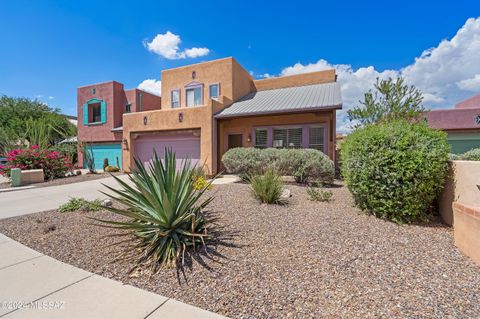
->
[79,57,342,174]
[122,57,342,174]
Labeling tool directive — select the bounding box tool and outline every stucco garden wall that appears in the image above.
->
[438,161,480,226]
[438,160,480,266]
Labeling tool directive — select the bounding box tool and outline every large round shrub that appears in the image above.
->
[221,147,334,183]
[341,120,450,223]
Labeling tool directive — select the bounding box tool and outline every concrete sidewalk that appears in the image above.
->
[0,233,226,319]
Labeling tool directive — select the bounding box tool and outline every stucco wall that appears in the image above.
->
[77,81,121,143]
[161,57,237,109]
[253,69,336,91]
[217,111,336,168]
[122,103,215,174]
[438,161,480,226]
[452,202,480,266]
[125,89,161,113]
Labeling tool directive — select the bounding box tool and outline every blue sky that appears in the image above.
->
[1,0,479,130]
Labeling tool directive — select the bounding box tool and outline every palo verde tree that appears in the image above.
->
[0,95,76,154]
[347,77,425,128]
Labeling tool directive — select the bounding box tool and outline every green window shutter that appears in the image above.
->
[83,103,89,125]
[100,101,107,123]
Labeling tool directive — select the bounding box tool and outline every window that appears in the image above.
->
[273,128,303,149]
[186,87,202,107]
[254,129,268,148]
[309,127,324,151]
[89,103,101,123]
[125,103,131,113]
[209,84,219,99]
[171,90,180,108]
[92,88,96,94]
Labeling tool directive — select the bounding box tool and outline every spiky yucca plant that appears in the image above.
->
[95,149,214,269]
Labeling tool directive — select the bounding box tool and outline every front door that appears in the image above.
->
[228,134,243,150]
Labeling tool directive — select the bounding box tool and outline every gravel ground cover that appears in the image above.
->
[0,182,479,318]
[0,172,122,189]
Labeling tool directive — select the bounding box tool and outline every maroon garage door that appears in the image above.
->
[133,131,201,169]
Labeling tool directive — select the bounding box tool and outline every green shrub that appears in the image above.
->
[59,198,102,212]
[221,147,267,179]
[49,142,78,165]
[94,149,214,268]
[448,153,461,161]
[307,187,333,202]
[341,120,449,223]
[460,148,480,161]
[249,169,286,204]
[222,148,334,184]
[104,165,120,172]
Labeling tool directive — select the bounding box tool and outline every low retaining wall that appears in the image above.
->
[452,202,480,266]
[11,168,44,187]
[438,161,480,226]
[438,161,480,266]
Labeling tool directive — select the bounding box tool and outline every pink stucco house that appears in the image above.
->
[77,81,161,169]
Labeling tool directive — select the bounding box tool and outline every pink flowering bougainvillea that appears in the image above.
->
[0,146,72,180]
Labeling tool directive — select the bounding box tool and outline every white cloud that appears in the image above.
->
[144,31,210,60]
[457,74,480,91]
[183,47,210,58]
[48,96,55,100]
[273,17,480,132]
[138,79,162,96]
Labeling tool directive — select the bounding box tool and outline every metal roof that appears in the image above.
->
[215,82,342,118]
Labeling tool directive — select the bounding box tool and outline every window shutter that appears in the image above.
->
[100,101,107,123]
[255,129,268,148]
[309,127,324,151]
[83,103,89,125]
[273,129,287,148]
[287,128,303,148]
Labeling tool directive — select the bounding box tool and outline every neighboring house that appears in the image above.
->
[120,57,342,174]
[77,81,161,169]
[65,114,78,126]
[426,93,480,153]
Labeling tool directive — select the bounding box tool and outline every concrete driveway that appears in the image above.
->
[0,174,239,220]
[0,175,129,220]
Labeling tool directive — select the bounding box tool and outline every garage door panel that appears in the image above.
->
[134,133,200,169]
[85,144,122,170]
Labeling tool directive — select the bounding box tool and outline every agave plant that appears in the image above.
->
[95,149,214,270]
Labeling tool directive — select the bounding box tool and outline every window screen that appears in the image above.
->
[273,128,303,149]
[309,126,324,151]
[255,129,268,148]
[171,90,180,108]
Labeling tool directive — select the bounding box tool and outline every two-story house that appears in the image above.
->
[120,57,342,174]
[77,81,161,169]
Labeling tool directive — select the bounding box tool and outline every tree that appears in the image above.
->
[0,95,76,154]
[347,77,425,128]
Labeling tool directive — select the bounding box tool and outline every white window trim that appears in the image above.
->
[209,83,220,99]
[171,89,180,108]
[185,85,203,107]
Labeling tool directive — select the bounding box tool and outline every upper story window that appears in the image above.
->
[209,83,220,99]
[186,86,202,107]
[83,98,106,125]
[125,103,131,113]
[92,88,96,94]
[171,90,180,108]
[90,103,101,123]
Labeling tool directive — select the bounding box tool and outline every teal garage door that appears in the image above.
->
[85,144,122,170]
